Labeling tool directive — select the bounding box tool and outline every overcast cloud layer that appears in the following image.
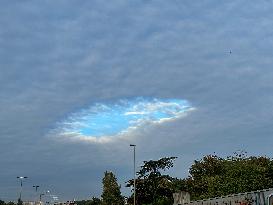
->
[1,0,273,201]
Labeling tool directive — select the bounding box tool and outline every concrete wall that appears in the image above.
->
[174,188,273,205]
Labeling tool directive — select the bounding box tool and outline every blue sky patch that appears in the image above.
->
[58,98,193,138]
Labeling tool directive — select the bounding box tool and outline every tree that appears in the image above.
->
[0,200,5,205]
[76,197,101,205]
[17,198,23,205]
[101,171,124,205]
[127,157,177,205]
[6,202,16,205]
[177,152,273,200]
[90,197,101,205]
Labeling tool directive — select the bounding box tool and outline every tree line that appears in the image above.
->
[177,152,273,200]
[3,152,273,205]
[100,152,273,205]
[0,200,16,205]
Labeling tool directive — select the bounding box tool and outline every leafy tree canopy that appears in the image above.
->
[17,198,22,205]
[127,157,177,205]
[101,171,124,205]
[76,197,101,205]
[176,151,273,200]
[0,200,5,205]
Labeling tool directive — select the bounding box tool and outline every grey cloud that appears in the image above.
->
[1,0,273,200]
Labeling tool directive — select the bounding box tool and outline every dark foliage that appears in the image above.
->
[76,197,101,205]
[101,171,124,205]
[127,157,177,205]
[177,151,273,200]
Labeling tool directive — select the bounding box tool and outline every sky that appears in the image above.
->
[1,0,273,202]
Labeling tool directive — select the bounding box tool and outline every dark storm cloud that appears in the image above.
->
[1,0,273,201]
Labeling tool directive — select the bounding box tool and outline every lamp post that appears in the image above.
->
[33,185,39,192]
[130,144,136,205]
[33,186,40,201]
[17,176,28,201]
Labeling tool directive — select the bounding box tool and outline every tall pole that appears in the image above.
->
[33,185,40,201]
[130,144,136,205]
[17,177,28,201]
[33,185,39,192]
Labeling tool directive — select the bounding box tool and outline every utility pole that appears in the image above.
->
[17,176,28,201]
[130,144,136,205]
[33,185,40,201]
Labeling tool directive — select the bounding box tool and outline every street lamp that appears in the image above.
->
[33,185,39,192]
[130,144,136,205]
[17,176,28,201]
[33,186,40,201]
